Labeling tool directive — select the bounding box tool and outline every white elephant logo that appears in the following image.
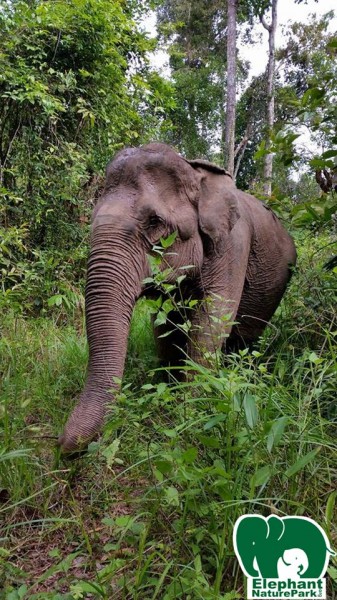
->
[277,548,309,580]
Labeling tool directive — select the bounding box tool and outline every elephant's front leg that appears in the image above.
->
[188,240,250,366]
[187,294,240,365]
[153,308,189,373]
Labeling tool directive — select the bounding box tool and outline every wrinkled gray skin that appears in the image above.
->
[58,143,296,452]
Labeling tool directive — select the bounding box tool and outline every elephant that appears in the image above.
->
[277,548,309,580]
[58,142,296,452]
[233,514,332,579]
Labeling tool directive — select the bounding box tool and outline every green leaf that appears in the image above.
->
[197,434,220,448]
[47,294,64,307]
[253,139,267,160]
[162,428,177,438]
[250,465,273,489]
[204,414,227,430]
[285,447,321,478]
[102,517,115,526]
[321,149,337,159]
[162,298,174,313]
[155,460,173,474]
[35,552,81,584]
[6,586,28,600]
[304,204,320,220]
[328,566,337,582]
[302,87,325,106]
[154,311,167,327]
[243,393,258,429]
[158,329,174,338]
[0,448,32,462]
[309,158,328,169]
[267,417,288,453]
[165,486,179,506]
[141,383,155,390]
[308,352,324,364]
[325,491,337,536]
[70,581,106,599]
[102,439,120,468]
[160,231,178,248]
[156,382,167,395]
[181,447,198,464]
[310,158,335,169]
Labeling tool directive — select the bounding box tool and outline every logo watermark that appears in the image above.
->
[233,515,334,600]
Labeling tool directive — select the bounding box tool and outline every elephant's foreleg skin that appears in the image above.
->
[152,309,189,377]
[188,227,251,366]
[187,294,242,366]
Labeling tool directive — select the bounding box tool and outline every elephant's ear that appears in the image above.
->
[267,516,285,541]
[186,159,240,255]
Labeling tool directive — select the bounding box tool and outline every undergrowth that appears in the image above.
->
[0,234,337,599]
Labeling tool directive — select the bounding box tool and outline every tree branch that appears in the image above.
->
[259,13,272,33]
[234,134,249,158]
[234,139,248,180]
[2,119,22,173]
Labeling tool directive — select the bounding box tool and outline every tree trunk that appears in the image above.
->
[224,0,237,177]
[261,0,278,196]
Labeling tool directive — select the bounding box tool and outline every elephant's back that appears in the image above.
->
[237,190,296,261]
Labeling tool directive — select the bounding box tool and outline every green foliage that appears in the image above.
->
[291,196,337,229]
[0,0,174,314]
[273,14,337,195]
[237,12,337,195]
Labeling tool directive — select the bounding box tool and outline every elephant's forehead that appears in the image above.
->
[105,148,196,195]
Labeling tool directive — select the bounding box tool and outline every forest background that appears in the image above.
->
[0,0,337,597]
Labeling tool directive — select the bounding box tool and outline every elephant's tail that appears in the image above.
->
[326,546,336,556]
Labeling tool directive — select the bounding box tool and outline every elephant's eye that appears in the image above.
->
[147,214,164,228]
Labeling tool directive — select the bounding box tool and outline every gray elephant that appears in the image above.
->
[58,143,296,452]
[234,515,332,579]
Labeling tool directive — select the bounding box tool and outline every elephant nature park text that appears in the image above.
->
[57,143,296,453]
[233,515,335,600]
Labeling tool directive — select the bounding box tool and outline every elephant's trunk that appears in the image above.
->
[58,224,145,451]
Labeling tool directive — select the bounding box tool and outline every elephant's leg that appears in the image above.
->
[224,328,255,354]
[153,308,189,377]
[187,236,251,365]
[228,263,292,350]
[187,294,242,365]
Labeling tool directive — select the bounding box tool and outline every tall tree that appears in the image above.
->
[260,0,278,195]
[224,0,237,176]
[157,0,227,158]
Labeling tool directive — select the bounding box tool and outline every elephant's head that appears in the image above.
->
[234,515,286,579]
[278,548,309,579]
[58,142,239,452]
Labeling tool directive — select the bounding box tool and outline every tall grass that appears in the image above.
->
[0,236,337,598]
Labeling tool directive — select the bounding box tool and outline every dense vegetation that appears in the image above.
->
[0,0,337,598]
